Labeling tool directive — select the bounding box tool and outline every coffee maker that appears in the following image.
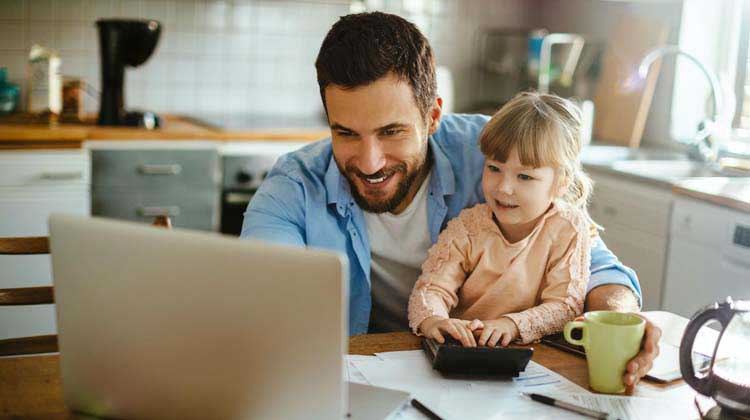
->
[97,19,161,128]
[681,297,750,419]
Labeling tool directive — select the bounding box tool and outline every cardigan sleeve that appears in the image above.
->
[407,213,475,334]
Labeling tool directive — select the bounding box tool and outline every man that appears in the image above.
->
[242,12,659,391]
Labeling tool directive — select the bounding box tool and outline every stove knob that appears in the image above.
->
[236,170,253,184]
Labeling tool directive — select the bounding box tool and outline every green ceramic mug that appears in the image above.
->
[563,311,646,393]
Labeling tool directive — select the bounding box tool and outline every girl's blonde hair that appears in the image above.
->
[478,92,595,222]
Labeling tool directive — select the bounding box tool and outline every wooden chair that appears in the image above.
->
[0,216,172,356]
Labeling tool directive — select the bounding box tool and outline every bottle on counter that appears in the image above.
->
[0,67,20,115]
[27,44,62,125]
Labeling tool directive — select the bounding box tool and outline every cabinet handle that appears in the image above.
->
[40,171,83,180]
[138,164,182,175]
[137,206,181,217]
[225,192,253,204]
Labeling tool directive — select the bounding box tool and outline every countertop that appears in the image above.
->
[0,114,329,149]
[2,119,749,213]
[581,144,750,213]
[672,178,750,213]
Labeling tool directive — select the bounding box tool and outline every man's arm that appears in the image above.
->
[586,237,642,310]
[585,284,639,312]
[240,174,307,246]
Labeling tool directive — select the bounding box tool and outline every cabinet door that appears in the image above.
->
[598,224,667,310]
[588,171,672,310]
[0,187,90,339]
[92,187,219,231]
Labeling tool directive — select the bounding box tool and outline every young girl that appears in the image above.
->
[408,92,596,347]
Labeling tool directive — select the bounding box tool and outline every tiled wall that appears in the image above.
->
[0,0,534,120]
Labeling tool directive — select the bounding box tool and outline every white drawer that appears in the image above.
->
[589,173,672,237]
[0,150,91,187]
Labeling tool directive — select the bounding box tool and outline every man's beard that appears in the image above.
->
[339,153,429,214]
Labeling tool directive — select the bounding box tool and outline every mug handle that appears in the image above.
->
[564,321,587,347]
[679,306,734,396]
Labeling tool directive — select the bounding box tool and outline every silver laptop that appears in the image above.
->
[49,214,408,419]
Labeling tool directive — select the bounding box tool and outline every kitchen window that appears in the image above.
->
[670,0,750,154]
[734,0,750,132]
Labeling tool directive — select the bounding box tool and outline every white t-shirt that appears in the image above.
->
[364,172,433,332]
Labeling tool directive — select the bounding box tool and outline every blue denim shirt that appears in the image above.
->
[241,114,641,335]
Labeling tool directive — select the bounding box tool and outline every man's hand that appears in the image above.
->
[473,317,519,347]
[624,315,661,393]
[585,284,661,393]
[418,316,477,347]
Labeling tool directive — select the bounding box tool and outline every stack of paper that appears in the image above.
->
[345,349,699,420]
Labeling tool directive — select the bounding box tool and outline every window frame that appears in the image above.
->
[733,0,750,129]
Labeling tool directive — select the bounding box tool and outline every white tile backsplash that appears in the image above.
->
[174,0,197,29]
[55,23,85,51]
[55,0,84,21]
[0,0,27,20]
[0,0,530,120]
[119,0,144,18]
[231,2,255,30]
[0,22,25,50]
[28,0,55,21]
[84,0,117,21]
[204,1,229,30]
[143,0,175,25]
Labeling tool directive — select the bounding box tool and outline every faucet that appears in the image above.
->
[638,45,732,162]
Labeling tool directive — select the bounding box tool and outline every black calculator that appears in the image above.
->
[422,337,533,376]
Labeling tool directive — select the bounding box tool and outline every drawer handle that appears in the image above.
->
[137,206,181,217]
[225,192,253,204]
[40,171,83,180]
[603,206,618,216]
[138,164,182,175]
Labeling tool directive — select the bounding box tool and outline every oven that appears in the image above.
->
[219,142,307,236]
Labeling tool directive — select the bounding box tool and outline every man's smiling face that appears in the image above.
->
[326,73,439,214]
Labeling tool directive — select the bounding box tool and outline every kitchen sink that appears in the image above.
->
[580,145,685,164]
[610,160,746,181]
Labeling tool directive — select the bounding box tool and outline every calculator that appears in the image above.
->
[422,337,533,376]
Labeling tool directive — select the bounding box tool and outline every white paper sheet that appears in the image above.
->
[545,392,700,420]
[355,350,591,420]
[357,349,695,420]
[345,355,377,385]
[509,360,590,394]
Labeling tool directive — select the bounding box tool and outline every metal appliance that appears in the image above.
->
[681,297,750,418]
[219,142,307,236]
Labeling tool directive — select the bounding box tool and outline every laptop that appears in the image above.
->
[48,214,409,419]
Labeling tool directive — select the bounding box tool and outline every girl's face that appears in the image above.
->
[481,147,565,241]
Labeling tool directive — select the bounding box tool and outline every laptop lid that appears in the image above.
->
[49,214,348,419]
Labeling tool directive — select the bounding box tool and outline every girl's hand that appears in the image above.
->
[418,316,479,347]
[475,317,519,347]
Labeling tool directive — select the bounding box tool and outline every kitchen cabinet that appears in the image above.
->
[587,170,673,310]
[89,142,220,231]
[0,150,90,339]
[663,197,750,318]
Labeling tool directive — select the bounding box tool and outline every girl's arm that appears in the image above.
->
[504,223,590,344]
[407,215,473,334]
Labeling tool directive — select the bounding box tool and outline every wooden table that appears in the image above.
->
[1,332,689,419]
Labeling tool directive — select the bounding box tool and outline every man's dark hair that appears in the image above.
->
[315,12,437,118]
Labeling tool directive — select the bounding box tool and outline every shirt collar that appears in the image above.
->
[427,135,456,197]
[324,154,353,216]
